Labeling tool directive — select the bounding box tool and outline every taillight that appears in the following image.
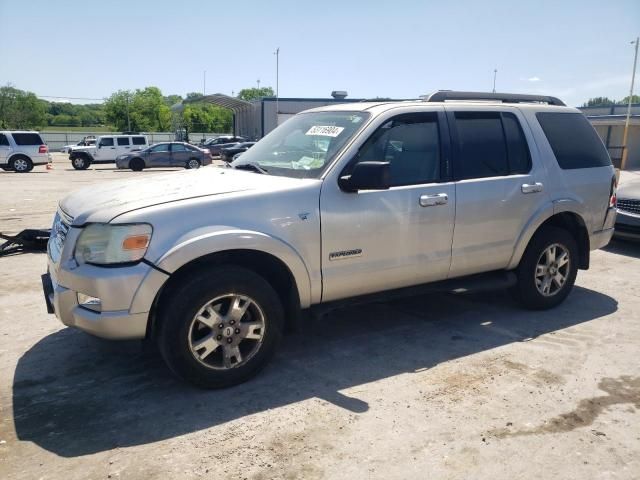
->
[39,145,48,153]
[609,176,617,208]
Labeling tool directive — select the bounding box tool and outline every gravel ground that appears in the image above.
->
[0,156,639,479]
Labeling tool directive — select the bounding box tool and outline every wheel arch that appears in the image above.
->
[145,248,305,339]
[509,208,590,271]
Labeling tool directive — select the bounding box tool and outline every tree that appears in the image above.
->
[619,95,640,105]
[237,87,275,101]
[582,97,615,107]
[0,85,47,129]
[104,87,171,131]
[182,103,232,133]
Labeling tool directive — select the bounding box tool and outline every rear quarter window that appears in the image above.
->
[12,133,44,145]
[132,137,146,145]
[536,112,611,169]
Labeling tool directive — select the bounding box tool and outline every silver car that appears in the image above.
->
[43,91,616,388]
[614,178,640,240]
[115,142,212,171]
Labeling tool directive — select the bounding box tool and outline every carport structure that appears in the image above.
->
[181,94,256,139]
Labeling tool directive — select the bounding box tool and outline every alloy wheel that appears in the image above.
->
[534,243,570,297]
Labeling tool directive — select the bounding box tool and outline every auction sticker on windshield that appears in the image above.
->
[306,125,344,137]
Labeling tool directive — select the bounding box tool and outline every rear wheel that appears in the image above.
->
[157,266,284,389]
[185,158,201,169]
[129,158,145,171]
[10,156,33,173]
[71,155,90,170]
[513,226,578,310]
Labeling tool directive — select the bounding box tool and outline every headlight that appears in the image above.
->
[74,223,152,265]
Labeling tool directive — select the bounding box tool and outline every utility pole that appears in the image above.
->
[126,92,131,132]
[493,68,497,93]
[203,70,207,96]
[621,37,639,171]
[257,79,261,90]
[274,47,280,124]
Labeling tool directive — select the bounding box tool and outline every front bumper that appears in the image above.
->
[43,255,162,339]
[614,209,640,241]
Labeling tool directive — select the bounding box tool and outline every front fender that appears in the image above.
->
[154,228,313,308]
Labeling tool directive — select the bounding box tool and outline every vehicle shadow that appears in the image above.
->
[12,286,617,457]
[602,238,640,259]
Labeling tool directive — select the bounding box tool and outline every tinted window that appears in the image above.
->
[132,137,146,145]
[455,112,508,179]
[171,143,187,152]
[99,137,114,147]
[536,112,611,169]
[0,134,9,146]
[502,113,531,174]
[12,133,44,145]
[358,112,441,186]
[117,137,130,146]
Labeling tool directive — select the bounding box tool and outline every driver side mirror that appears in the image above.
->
[339,161,390,192]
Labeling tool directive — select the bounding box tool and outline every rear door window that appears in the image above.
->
[117,137,130,146]
[0,134,9,146]
[12,133,44,145]
[536,112,611,169]
[502,113,531,174]
[132,137,146,145]
[171,143,187,152]
[454,112,508,179]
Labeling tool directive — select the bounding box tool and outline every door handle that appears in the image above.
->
[419,193,448,207]
[521,182,544,194]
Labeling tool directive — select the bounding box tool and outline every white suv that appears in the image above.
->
[0,131,51,173]
[43,91,617,388]
[69,134,148,170]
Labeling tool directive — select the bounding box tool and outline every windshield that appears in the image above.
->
[231,111,370,178]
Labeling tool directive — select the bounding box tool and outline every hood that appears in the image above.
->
[60,167,313,224]
[617,177,640,200]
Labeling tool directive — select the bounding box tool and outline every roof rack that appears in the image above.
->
[424,90,566,106]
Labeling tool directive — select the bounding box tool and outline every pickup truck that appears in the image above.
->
[43,91,617,388]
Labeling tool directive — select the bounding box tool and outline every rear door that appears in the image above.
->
[170,143,189,166]
[116,137,132,156]
[446,108,549,277]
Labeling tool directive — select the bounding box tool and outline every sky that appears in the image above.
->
[0,0,638,107]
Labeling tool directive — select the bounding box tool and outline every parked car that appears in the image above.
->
[115,142,212,171]
[614,178,640,240]
[42,91,616,389]
[0,130,51,173]
[69,134,148,169]
[200,136,246,148]
[202,136,247,156]
[220,142,256,162]
[61,137,96,153]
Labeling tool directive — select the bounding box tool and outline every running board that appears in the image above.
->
[310,270,517,317]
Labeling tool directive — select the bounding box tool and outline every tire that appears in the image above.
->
[10,155,33,173]
[513,226,578,310]
[129,158,145,171]
[185,158,201,169]
[1,165,12,171]
[71,154,90,170]
[157,266,284,389]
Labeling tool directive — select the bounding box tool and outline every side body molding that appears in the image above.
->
[137,228,313,310]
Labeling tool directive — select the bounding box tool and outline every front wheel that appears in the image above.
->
[513,226,578,310]
[71,155,90,170]
[157,266,284,388]
[129,158,145,171]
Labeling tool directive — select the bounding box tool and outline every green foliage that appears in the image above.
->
[183,103,232,133]
[0,85,47,129]
[619,94,640,105]
[237,87,275,101]
[582,97,615,107]
[104,87,172,131]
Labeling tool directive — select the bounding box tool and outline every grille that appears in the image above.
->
[48,211,72,262]
[617,198,640,215]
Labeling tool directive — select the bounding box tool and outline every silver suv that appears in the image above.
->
[42,91,617,388]
[0,131,51,172]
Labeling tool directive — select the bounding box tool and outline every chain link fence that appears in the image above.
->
[41,131,226,151]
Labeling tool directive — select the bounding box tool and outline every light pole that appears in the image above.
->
[493,68,497,93]
[274,47,280,124]
[257,79,261,90]
[203,70,207,96]
[621,37,639,171]
[125,92,131,132]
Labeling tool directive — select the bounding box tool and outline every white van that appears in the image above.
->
[69,134,148,170]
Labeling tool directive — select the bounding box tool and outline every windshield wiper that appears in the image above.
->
[233,163,269,174]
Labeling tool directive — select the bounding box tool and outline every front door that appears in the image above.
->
[320,109,456,302]
[445,108,550,277]
[95,137,115,161]
[147,143,172,167]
